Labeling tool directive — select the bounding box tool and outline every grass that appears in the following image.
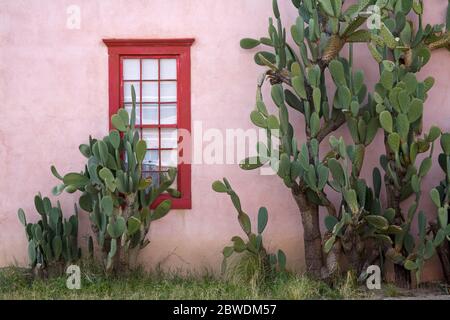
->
[0,262,372,300]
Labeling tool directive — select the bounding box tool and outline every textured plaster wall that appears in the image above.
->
[0,0,449,281]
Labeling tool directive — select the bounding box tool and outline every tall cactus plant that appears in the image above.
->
[51,86,179,272]
[240,0,450,281]
[240,0,377,278]
[367,0,450,286]
[430,133,450,283]
[18,194,80,278]
[322,136,402,275]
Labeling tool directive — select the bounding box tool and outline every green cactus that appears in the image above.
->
[345,0,448,287]
[428,133,450,283]
[323,136,403,274]
[238,0,449,283]
[369,1,450,284]
[212,178,286,277]
[18,194,80,277]
[51,85,180,273]
[240,0,382,278]
[383,194,450,286]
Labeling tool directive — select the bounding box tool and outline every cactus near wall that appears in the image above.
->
[239,0,450,283]
[323,136,402,275]
[367,0,450,287]
[212,178,286,279]
[51,86,179,272]
[429,133,450,283]
[18,194,80,277]
[240,0,377,278]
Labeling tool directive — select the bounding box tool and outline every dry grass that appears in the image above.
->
[0,261,369,300]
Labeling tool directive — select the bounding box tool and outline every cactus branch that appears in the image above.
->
[318,192,337,217]
[320,35,345,68]
[267,69,292,86]
[428,32,450,51]
[317,113,346,142]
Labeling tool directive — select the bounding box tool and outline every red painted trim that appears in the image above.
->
[104,39,194,209]
[157,59,162,176]
[103,38,195,47]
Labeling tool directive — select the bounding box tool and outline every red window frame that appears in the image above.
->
[103,39,194,209]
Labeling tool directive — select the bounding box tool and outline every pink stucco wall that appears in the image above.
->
[1,0,449,281]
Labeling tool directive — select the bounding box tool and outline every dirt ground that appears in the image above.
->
[372,283,450,300]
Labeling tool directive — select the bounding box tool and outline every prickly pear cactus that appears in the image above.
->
[429,133,450,283]
[365,0,450,286]
[51,85,180,272]
[432,133,450,241]
[383,205,447,285]
[240,0,383,279]
[212,178,286,276]
[323,136,402,274]
[18,194,80,277]
[239,0,450,281]
[366,0,450,71]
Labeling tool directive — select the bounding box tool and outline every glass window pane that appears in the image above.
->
[160,59,177,79]
[124,82,140,102]
[125,104,140,125]
[161,150,177,169]
[142,104,158,125]
[160,104,177,124]
[143,171,160,188]
[123,59,140,80]
[161,128,178,148]
[142,129,159,149]
[142,150,159,171]
[160,82,177,102]
[142,59,158,80]
[142,82,158,102]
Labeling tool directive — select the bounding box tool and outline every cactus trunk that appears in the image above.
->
[113,244,128,273]
[384,178,403,225]
[292,187,324,278]
[393,264,411,289]
[431,222,450,283]
[435,242,450,283]
[384,151,411,288]
[102,237,130,273]
[321,35,344,67]
[348,247,362,275]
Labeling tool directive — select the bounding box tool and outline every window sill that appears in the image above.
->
[151,193,191,210]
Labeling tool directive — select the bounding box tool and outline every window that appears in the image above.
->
[103,39,194,209]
